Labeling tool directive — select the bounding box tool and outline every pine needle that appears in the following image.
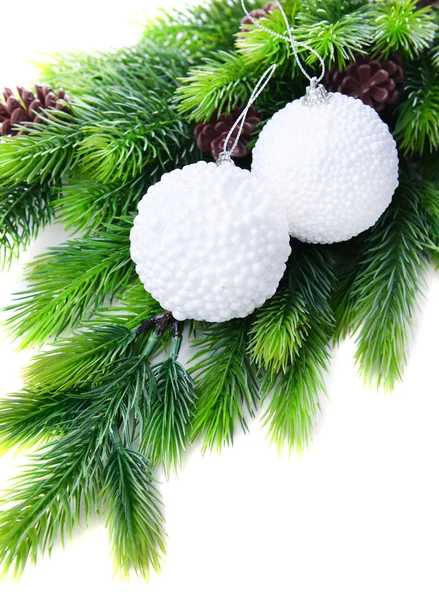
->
[351,176,431,390]
[0,181,55,269]
[260,245,335,453]
[4,219,135,348]
[0,112,79,185]
[190,319,259,452]
[394,60,439,155]
[141,356,196,476]
[249,292,309,373]
[0,356,158,578]
[102,442,166,580]
[372,0,438,59]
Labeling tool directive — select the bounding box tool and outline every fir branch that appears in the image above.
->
[260,245,335,453]
[141,332,196,475]
[332,240,365,342]
[190,319,259,452]
[236,2,304,75]
[142,0,256,59]
[94,281,163,330]
[261,326,332,454]
[54,175,146,234]
[102,441,166,580]
[411,172,439,266]
[176,51,258,122]
[394,61,439,155]
[0,431,102,579]
[350,178,430,389]
[248,290,309,373]
[293,1,373,69]
[0,355,157,579]
[238,0,372,71]
[5,219,134,349]
[75,75,196,184]
[0,111,79,184]
[0,180,55,269]
[24,325,137,393]
[0,390,89,455]
[37,40,191,98]
[372,0,438,59]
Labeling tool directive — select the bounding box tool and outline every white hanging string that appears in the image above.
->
[240,0,325,84]
[219,1,327,162]
[219,63,277,160]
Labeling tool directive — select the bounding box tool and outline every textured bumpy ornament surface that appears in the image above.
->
[252,92,399,244]
[130,161,291,322]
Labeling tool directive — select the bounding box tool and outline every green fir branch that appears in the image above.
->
[0,390,89,456]
[142,0,256,59]
[260,245,335,453]
[0,181,55,269]
[190,319,259,452]
[332,240,365,343]
[236,3,304,74]
[248,290,309,374]
[102,440,166,580]
[237,0,372,71]
[5,219,135,349]
[344,177,431,390]
[394,61,439,155]
[261,325,332,454]
[24,325,137,393]
[0,352,159,579]
[54,175,146,234]
[141,333,196,475]
[0,430,102,579]
[372,0,438,59]
[0,111,79,185]
[293,1,373,69]
[94,281,163,330]
[176,51,258,122]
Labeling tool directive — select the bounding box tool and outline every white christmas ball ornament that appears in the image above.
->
[130,161,291,322]
[252,92,399,244]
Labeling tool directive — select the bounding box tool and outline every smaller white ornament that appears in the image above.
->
[252,91,399,244]
[130,161,291,322]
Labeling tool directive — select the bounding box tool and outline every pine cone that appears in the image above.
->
[194,106,262,161]
[326,54,404,115]
[0,85,72,136]
[240,2,276,29]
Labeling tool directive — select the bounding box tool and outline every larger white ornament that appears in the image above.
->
[130,161,291,322]
[252,92,399,244]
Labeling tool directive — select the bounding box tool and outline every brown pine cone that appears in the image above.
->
[326,54,404,115]
[0,85,72,136]
[194,106,262,161]
[240,2,277,29]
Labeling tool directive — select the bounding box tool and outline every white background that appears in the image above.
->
[1,2,439,598]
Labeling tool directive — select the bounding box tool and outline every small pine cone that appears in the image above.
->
[194,106,262,161]
[0,84,72,136]
[240,1,276,29]
[326,54,404,115]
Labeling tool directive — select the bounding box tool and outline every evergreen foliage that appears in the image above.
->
[258,245,335,452]
[1,0,439,581]
[5,219,134,348]
[102,437,166,580]
[372,0,438,59]
[0,180,55,267]
[190,319,259,451]
[333,170,434,389]
[394,61,439,154]
[142,331,196,474]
